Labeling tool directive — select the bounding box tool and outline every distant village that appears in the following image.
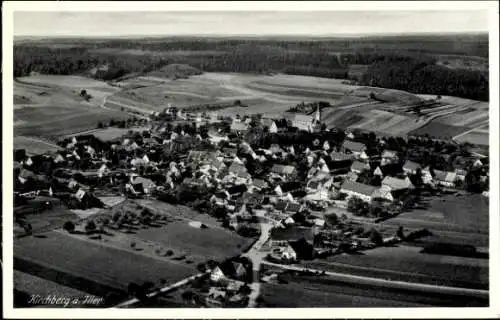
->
[13,102,490,305]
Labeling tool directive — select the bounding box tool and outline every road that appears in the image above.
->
[262,261,488,299]
[241,217,276,308]
[113,271,208,308]
[452,121,489,141]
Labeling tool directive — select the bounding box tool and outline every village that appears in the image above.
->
[13,102,490,307]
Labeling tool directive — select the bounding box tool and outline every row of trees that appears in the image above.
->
[14,40,488,100]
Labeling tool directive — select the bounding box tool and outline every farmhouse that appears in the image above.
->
[341,140,367,159]
[381,150,399,165]
[340,181,377,203]
[261,118,278,133]
[230,121,249,134]
[403,160,422,175]
[270,164,296,177]
[350,161,370,174]
[381,176,414,192]
[433,170,457,188]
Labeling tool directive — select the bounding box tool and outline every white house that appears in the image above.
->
[381,150,399,166]
[381,176,414,192]
[433,170,457,188]
[340,181,377,203]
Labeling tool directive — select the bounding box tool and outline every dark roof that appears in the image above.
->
[340,181,377,196]
[279,181,302,193]
[271,164,296,175]
[285,202,302,213]
[271,226,315,242]
[351,161,370,172]
[342,140,366,153]
[227,184,248,195]
[403,160,422,171]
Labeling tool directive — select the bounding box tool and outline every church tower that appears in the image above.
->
[314,104,321,124]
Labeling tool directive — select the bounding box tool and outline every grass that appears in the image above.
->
[409,122,469,139]
[454,131,489,146]
[303,244,488,290]
[14,231,196,293]
[259,270,487,307]
[14,136,62,155]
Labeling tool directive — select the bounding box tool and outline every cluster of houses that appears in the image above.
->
[13,103,489,263]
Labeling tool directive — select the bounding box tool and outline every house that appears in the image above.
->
[285,202,303,215]
[381,150,399,166]
[131,176,156,195]
[330,151,354,162]
[340,181,377,203]
[261,118,278,133]
[421,166,433,184]
[371,186,394,202]
[350,161,370,174]
[274,181,302,196]
[455,168,468,181]
[252,179,269,191]
[473,159,483,167]
[269,144,284,155]
[345,171,359,182]
[210,266,226,283]
[403,160,421,175]
[270,164,296,177]
[433,170,457,188]
[373,166,384,177]
[269,244,297,262]
[75,188,88,202]
[291,114,317,132]
[341,140,367,159]
[230,121,249,134]
[228,163,248,176]
[381,176,414,192]
[205,287,226,307]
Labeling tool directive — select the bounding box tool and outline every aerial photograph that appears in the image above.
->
[10,7,491,309]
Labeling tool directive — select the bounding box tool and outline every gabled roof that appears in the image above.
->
[230,122,249,132]
[340,181,377,196]
[279,181,302,193]
[382,150,398,158]
[271,164,296,175]
[433,170,457,183]
[330,151,354,161]
[285,202,302,214]
[381,176,414,190]
[228,163,247,175]
[351,161,370,172]
[342,140,366,153]
[293,114,314,123]
[403,160,421,171]
[252,179,269,189]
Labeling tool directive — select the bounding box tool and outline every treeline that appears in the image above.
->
[359,55,489,101]
[13,45,170,79]
[14,39,489,101]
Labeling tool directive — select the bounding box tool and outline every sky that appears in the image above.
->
[14,11,489,37]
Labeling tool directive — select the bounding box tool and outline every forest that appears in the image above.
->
[13,35,489,101]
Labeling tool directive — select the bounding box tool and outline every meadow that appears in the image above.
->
[14,231,196,293]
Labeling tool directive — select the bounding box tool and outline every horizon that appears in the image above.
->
[14,11,489,37]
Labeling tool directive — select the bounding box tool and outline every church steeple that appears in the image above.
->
[314,104,321,123]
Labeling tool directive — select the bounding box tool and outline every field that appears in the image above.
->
[303,244,488,290]
[14,136,62,155]
[14,76,129,138]
[259,269,487,307]
[408,122,470,139]
[14,270,95,308]
[14,231,196,294]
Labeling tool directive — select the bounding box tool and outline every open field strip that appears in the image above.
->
[263,261,487,298]
[14,136,63,155]
[15,231,196,292]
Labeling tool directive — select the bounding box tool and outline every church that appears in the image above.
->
[291,105,321,132]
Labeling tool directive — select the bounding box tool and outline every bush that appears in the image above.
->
[63,221,76,233]
[84,220,97,234]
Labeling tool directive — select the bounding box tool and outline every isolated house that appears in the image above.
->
[132,176,156,195]
[210,266,226,283]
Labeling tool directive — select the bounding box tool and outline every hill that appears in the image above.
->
[146,64,202,79]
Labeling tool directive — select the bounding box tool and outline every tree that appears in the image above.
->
[196,263,207,273]
[325,213,339,226]
[84,220,96,234]
[397,226,405,240]
[181,290,195,303]
[369,228,383,246]
[130,241,137,249]
[63,221,76,233]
